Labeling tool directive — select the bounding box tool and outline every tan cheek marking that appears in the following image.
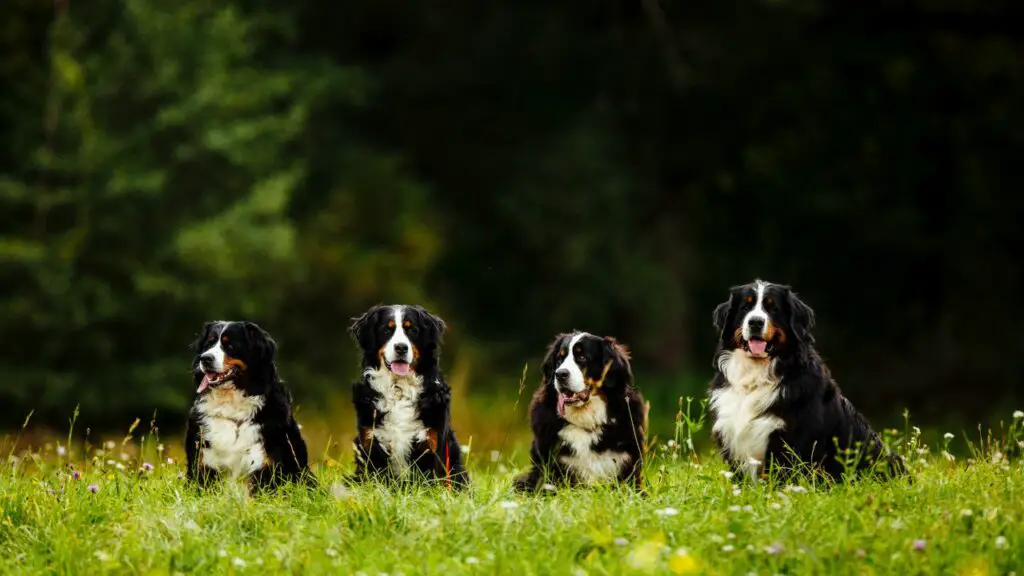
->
[424,429,438,453]
[733,327,744,347]
[224,356,248,370]
[359,427,374,451]
[412,345,421,363]
[584,360,614,390]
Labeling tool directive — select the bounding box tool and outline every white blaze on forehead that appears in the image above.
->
[383,306,413,364]
[555,332,588,393]
[741,281,771,340]
[199,322,229,373]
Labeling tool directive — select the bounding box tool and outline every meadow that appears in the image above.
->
[1,402,1022,576]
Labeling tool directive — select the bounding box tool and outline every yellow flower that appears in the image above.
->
[668,551,700,574]
[957,557,991,576]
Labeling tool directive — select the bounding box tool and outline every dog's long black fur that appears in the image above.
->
[348,304,469,489]
[709,280,906,483]
[184,321,310,491]
[514,332,647,492]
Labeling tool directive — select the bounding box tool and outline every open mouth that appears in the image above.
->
[196,368,237,394]
[386,360,412,377]
[556,389,591,417]
[744,338,771,358]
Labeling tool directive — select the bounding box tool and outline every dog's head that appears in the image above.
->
[541,331,633,418]
[712,279,815,361]
[192,321,278,395]
[349,304,447,378]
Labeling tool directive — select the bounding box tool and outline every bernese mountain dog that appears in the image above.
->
[348,304,469,488]
[514,331,648,492]
[709,280,906,483]
[185,321,311,490]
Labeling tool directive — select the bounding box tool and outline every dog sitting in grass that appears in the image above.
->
[708,280,907,483]
[184,321,310,491]
[514,331,648,492]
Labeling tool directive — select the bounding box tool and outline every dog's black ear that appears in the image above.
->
[244,321,277,367]
[601,336,633,389]
[541,333,571,386]
[787,289,816,344]
[348,305,383,349]
[192,322,217,357]
[415,306,447,343]
[713,287,743,336]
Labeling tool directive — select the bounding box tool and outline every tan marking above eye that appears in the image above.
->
[403,321,412,328]
[388,320,395,329]
[745,295,754,304]
[221,335,229,342]
[765,296,774,305]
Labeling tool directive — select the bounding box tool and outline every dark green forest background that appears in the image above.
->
[2,0,1021,441]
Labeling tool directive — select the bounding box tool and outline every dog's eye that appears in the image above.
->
[576,354,586,363]
[407,326,419,336]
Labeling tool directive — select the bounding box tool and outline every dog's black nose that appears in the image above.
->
[199,352,215,370]
[747,317,765,334]
[393,342,409,357]
[554,368,570,382]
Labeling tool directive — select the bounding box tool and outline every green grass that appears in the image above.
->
[2,410,1024,575]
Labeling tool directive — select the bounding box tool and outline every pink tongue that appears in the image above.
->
[556,394,567,418]
[391,361,410,376]
[748,340,768,356]
[196,374,210,394]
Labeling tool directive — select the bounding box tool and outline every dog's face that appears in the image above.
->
[541,332,632,417]
[349,305,447,377]
[712,280,815,359]
[192,321,277,394]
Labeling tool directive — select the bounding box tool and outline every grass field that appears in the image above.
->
[2,406,1023,576]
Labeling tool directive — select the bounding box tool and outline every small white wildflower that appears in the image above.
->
[232,558,246,568]
[120,452,130,461]
[218,550,228,558]
[498,501,519,510]
[995,536,1009,550]
[157,444,165,453]
[912,426,921,436]
[325,548,338,558]
[992,452,1005,464]
[460,445,471,454]
[726,532,736,540]
[115,463,125,470]
[541,483,556,492]
[57,445,67,456]
[184,520,199,531]
[728,505,741,512]
[464,557,480,565]
[666,439,677,448]
[94,551,111,562]
[490,450,500,462]
[166,458,174,465]
[710,534,725,544]
[960,509,973,517]
[943,433,955,440]
[614,538,629,547]
[655,507,679,517]
[104,441,116,450]
[743,505,754,512]
[732,487,742,497]
[916,448,928,455]
[770,503,782,510]
[1013,410,1023,419]
[105,460,115,466]
[784,485,808,494]
[720,470,734,479]
[722,545,734,552]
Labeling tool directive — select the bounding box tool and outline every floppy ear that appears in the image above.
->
[601,336,633,389]
[541,333,570,386]
[712,300,731,334]
[788,290,816,344]
[191,322,216,355]
[416,306,447,343]
[348,305,382,350]
[244,321,278,367]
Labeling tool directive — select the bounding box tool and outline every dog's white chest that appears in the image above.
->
[558,396,630,484]
[366,369,428,474]
[197,387,267,478]
[710,352,785,479]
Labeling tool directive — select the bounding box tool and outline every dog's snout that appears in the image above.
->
[747,317,765,334]
[554,368,570,383]
[393,342,409,357]
[199,352,215,369]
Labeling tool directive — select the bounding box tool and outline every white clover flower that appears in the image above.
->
[732,487,742,497]
[218,550,227,558]
[325,549,338,558]
[722,545,734,552]
[498,501,519,510]
[720,470,734,479]
[460,445,470,454]
[995,536,1009,550]
[943,432,955,440]
[770,503,782,510]
[57,445,67,456]
[464,557,480,565]
[232,558,246,568]
[1013,410,1023,419]
[726,532,736,540]
[94,551,111,562]
[654,507,679,517]
[784,485,808,494]
[728,505,741,512]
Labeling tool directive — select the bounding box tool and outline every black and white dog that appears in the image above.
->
[514,332,647,492]
[185,321,310,490]
[709,280,906,482]
[348,304,469,488]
